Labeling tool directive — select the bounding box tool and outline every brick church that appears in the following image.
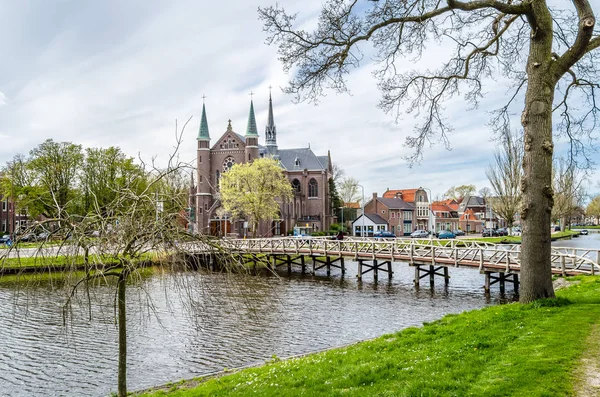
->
[191,93,334,237]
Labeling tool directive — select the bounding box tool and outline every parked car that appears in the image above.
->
[36,231,51,241]
[554,225,561,232]
[580,229,589,235]
[452,229,465,236]
[438,230,456,239]
[496,228,508,236]
[0,234,11,245]
[374,231,396,239]
[411,230,429,238]
[482,228,498,237]
[17,233,37,242]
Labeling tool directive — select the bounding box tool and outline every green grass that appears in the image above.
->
[572,225,600,229]
[139,276,600,397]
[0,252,158,271]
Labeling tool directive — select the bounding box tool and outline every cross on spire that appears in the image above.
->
[268,85,272,96]
[249,91,254,100]
[202,94,207,104]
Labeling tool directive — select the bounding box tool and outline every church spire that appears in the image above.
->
[245,99,259,137]
[265,89,278,156]
[197,102,210,141]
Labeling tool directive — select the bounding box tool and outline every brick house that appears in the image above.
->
[363,193,415,236]
[383,188,430,230]
[432,200,460,232]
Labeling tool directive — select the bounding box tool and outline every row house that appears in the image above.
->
[432,199,459,232]
[383,188,430,230]
[0,195,29,236]
[362,192,417,236]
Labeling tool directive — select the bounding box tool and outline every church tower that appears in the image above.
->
[265,91,278,157]
[196,102,211,233]
[245,99,259,162]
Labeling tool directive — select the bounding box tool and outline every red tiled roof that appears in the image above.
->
[383,188,419,202]
[344,202,360,209]
[459,208,477,221]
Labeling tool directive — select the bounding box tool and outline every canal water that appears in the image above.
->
[1,234,598,396]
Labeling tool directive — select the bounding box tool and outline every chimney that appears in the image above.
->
[372,192,378,201]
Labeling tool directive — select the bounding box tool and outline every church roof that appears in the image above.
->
[197,103,210,140]
[245,100,259,137]
[278,148,327,171]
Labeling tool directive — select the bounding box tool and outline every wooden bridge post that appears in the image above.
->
[431,246,436,267]
[301,255,306,274]
[373,260,378,281]
[410,242,414,265]
[312,256,316,275]
[414,265,420,287]
[341,257,346,276]
[444,267,449,285]
[499,272,506,294]
[513,273,519,293]
[454,247,458,267]
[326,256,331,277]
[594,250,599,276]
[561,256,566,277]
[484,272,490,293]
[387,261,393,280]
[357,260,363,281]
[287,255,292,274]
[429,265,435,286]
[479,248,484,271]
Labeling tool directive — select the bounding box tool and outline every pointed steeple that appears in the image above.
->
[245,99,259,137]
[265,88,278,157]
[197,103,210,141]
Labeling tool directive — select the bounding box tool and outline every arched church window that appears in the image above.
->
[222,157,235,172]
[308,178,318,198]
[291,179,301,193]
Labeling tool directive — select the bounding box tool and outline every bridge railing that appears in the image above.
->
[192,237,600,275]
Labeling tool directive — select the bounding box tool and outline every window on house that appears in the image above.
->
[404,211,412,220]
[292,179,301,193]
[294,157,300,167]
[2,200,5,211]
[404,223,412,234]
[308,178,318,198]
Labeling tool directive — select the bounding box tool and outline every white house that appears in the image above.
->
[352,213,388,237]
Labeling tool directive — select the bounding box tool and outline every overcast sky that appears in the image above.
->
[1,0,599,200]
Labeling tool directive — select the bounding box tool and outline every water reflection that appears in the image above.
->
[0,261,505,396]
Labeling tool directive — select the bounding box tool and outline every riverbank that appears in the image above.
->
[461,229,580,245]
[139,276,600,397]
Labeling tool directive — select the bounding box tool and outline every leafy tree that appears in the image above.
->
[444,185,476,200]
[79,147,146,216]
[486,132,523,233]
[220,157,293,237]
[259,0,600,302]
[329,177,343,214]
[586,194,600,224]
[338,177,362,205]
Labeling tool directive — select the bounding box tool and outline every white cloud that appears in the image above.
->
[0,1,598,196]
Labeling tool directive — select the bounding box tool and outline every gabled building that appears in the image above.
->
[432,201,459,232]
[0,193,30,236]
[363,193,415,236]
[383,187,431,230]
[192,93,334,237]
[352,213,388,237]
[459,208,482,233]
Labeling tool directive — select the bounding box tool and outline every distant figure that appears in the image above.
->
[336,231,344,240]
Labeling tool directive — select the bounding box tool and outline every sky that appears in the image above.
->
[0,0,599,201]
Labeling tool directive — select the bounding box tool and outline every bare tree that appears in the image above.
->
[486,132,523,233]
[443,184,476,200]
[259,0,600,302]
[553,157,587,230]
[337,177,362,204]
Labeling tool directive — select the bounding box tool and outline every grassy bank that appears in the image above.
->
[140,276,600,397]
[462,229,580,245]
[572,225,600,229]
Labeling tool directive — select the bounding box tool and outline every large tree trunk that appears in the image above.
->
[117,272,127,397]
[519,2,556,303]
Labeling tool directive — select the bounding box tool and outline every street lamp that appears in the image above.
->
[338,206,345,233]
[357,184,365,237]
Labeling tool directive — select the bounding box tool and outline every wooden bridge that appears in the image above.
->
[188,237,600,293]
